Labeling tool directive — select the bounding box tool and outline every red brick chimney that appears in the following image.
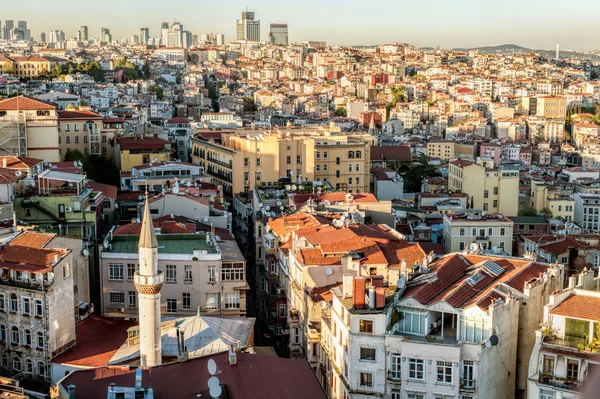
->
[375,287,386,309]
[371,275,384,287]
[353,276,366,309]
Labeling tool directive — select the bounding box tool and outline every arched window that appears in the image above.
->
[10,327,19,345]
[0,325,5,342]
[12,357,20,372]
[38,362,45,377]
[9,294,17,313]
[1,355,7,369]
[23,329,31,346]
[36,332,44,349]
[25,359,33,374]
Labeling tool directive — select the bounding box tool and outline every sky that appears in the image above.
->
[3,0,599,50]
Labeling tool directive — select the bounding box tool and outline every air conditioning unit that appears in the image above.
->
[65,207,73,212]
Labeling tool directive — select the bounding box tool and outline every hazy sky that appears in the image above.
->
[4,0,599,50]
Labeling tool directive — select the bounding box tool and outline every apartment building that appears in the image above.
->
[0,55,67,78]
[442,209,515,253]
[527,270,599,399]
[448,158,519,216]
[100,223,247,319]
[528,96,567,119]
[120,161,211,191]
[529,178,574,222]
[314,138,371,193]
[114,136,172,172]
[0,231,75,388]
[58,109,114,159]
[573,193,600,232]
[427,139,455,161]
[0,96,61,162]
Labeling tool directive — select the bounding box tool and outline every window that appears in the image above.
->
[316,165,320,172]
[348,151,355,159]
[65,124,70,132]
[166,299,177,313]
[324,164,328,172]
[286,156,291,165]
[109,291,124,305]
[408,358,425,380]
[63,263,70,278]
[38,362,45,377]
[0,355,6,369]
[459,227,466,236]
[279,304,286,318]
[336,157,341,165]
[359,372,372,387]
[74,136,79,143]
[484,190,488,198]
[540,390,555,399]
[399,311,426,335]
[565,318,589,339]
[348,177,353,185]
[74,124,79,132]
[244,158,249,167]
[208,265,216,283]
[0,294,4,312]
[166,265,177,283]
[407,394,424,399]
[462,360,475,388]
[493,200,498,208]
[356,163,360,172]
[206,293,221,310]
[184,265,193,283]
[182,293,191,310]
[128,291,137,308]
[11,327,19,345]
[348,164,353,172]
[356,151,361,158]
[336,170,340,178]
[437,361,453,384]
[26,359,35,374]
[542,355,555,374]
[0,325,5,342]
[483,203,488,211]
[12,357,20,372]
[126,264,136,281]
[500,228,506,235]
[356,177,360,185]
[567,359,579,381]
[109,263,123,280]
[360,347,376,361]
[316,151,320,159]
[256,158,261,166]
[222,263,244,280]
[359,319,373,334]
[323,151,328,159]
[9,294,17,313]
[23,329,31,347]
[390,353,401,380]
[34,300,43,317]
[459,316,488,343]
[297,155,301,164]
[22,298,30,316]
[36,332,44,349]
[225,292,240,309]
[493,187,498,195]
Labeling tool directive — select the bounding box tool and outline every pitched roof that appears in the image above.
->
[550,293,600,321]
[89,181,118,199]
[370,145,412,162]
[0,96,56,111]
[58,109,102,119]
[0,155,43,169]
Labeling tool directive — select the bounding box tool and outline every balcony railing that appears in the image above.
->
[0,277,53,291]
[460,378,476,390]
[543,336,587,350]
[538,374,581,392]
[475,235,488,241]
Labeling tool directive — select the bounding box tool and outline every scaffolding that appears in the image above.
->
[0,114,27,156]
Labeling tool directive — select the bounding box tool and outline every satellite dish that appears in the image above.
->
[208,376,220,389]
[136,218,141,223]
[170,214,174,219]
[265,205,271,211]
[469,242,479,253]
[187,182,192,187]
[68,182,74,187]
[203,217,209,222]
[279,206,284,211]
[323,200,330,206]
[265,211,271,217]
[292,185,297,191]
[485,339,491,348]
[15,170,21,177]
[215,236,221,241]
[209,385,222,399]
[82,249,90,257]
[276,201,282,206]
[173,186,180,194]
[320,301,327,309]
[397,275,406,290]
[48,163,53,168]
[207,359,217,375]
[489,334,499,346]
[73,161,78,167]
[285,185,291,191]
[258,203,263,208]
[138,195,144,201]
[340,216,346,222]
[343,212,349,218]
[78,161,83,167]
[325,267,333,276]
[114,203,119,209]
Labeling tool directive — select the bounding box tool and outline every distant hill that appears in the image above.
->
[452,44,531,53]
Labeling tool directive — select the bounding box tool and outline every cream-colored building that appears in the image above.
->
[527,96,567,119]
[427,139,455,161]
[442,209,514,253]
[191,127,372,200]
[0,96,61,162]
[530,178,574,221]
[448,158,520,216]
[0,55,67,78]
[58,110,115,160]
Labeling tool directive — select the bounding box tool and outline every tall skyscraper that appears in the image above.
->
[80,26,88,42]
[140,28,150,45]
[39,32,46,43]
[160,22,169,46]
[269,24,288,46]
[216,33,225,46]
[131,35,139,44]
[16,21,29,40]
[135,196,163,368]
[101,27,112,44]
[166,22,183,47]
[236,10,260,42]
[4,20,14,41]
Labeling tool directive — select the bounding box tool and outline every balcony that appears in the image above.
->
[0,276,53,291]
[538,374,581,392]
[387,370,401,382]
[460,378,476,391]
[543,336,587,350]
[475,235,488,241]
[288,308,300,326]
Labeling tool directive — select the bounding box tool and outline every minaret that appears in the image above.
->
[368,114,377,135]
[134,196,163,367]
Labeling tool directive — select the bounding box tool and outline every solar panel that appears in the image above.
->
[481,259,504,277]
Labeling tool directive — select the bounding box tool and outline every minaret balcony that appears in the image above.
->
[134,271,164,294]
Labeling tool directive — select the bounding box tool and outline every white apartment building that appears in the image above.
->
[442,209,514,254]
[573,194,600,232]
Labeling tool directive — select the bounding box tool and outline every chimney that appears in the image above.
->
[353,276,366,309]
[67,385,76,399]
[2,158,6,168]
[368,286,376,310]
[135,368,143,391]
[568,276,576,289]
[371,275,384,288]
[375,287,386,309]
[342,275,353,298]
[228,344,237,366]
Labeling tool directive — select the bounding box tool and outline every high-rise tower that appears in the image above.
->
[134,196,163,367]
[236,10,260,42]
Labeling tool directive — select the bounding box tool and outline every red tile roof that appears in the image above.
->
[89,181,118,199]
[370,145,412,162]
[0,155,43,169]
[549,293,600,321]
[0,168,22,183]
[116,136,170,151]
[9,232,54,248]
[58,110,102,119]
[0,96,56,111]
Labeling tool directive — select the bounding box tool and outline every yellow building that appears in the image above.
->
[530,178,574,221]
[191,127,372,200]
[115,135,171,172]
[58,110,115,160]
[528,96,567,119]
[0,96,61,162]
[448,159,519,216]
[427,139,455,161]
[0,55,67,78]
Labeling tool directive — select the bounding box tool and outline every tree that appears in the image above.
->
[334,107,347,117]
[390,85,406,105]
[142,62,151,79]
[540,207,553,218]
[519,207,538,216]
[243,97,257,112]
[2,63,16,75]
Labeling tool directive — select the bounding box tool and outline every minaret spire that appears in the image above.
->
[134,195,163,367]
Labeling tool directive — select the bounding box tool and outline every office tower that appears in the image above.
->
[165,22,183,47]
[17,21,29,40]
[80,25,88,41]
[140,28,149,44]
[216,33,224,46]
[269,24,288,45]
[101,27,112,44]
[76,31,82,41]
[58,30,65,42]
[182,31,192,48]
[160,22,169,45]
[131,35,139,44]
[4,20,14,41]
[192,34,198,46]
[236,10,260,42]
[556,44,560,61]
[9,28,23,41]
[0,21,2,40]
[40,32,46,43]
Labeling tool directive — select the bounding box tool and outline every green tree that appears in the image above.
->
[2,63,16,75]
[540,207,553,218]
[142,62,151,79]
[390,85,406,105]
[519,207,538,216]
[243,96,257,112]
[334,107,347,117]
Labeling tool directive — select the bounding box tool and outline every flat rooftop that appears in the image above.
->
[106,234,217,255]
